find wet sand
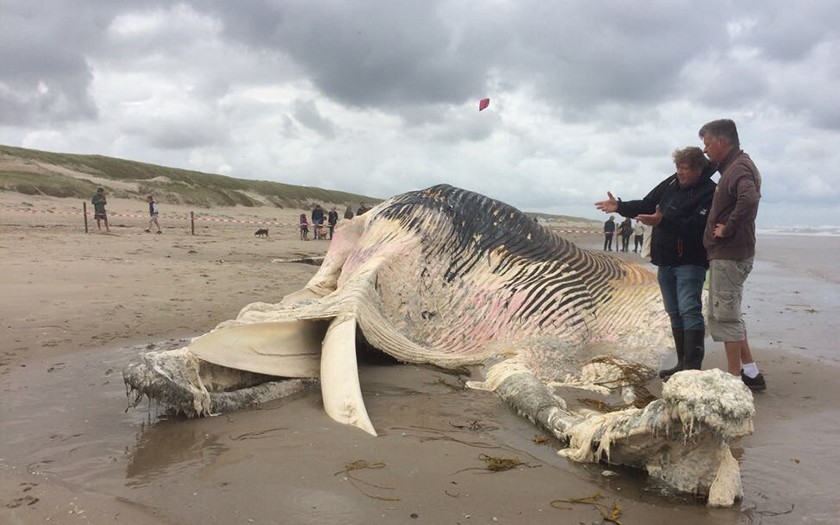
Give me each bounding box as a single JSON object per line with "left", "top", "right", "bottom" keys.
{"left": 2, "top": 194, "right": 839, "bottom": 524}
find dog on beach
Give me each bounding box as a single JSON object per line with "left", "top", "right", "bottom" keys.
{"left": 254, "top": 228, "right": 269, "bottom": 238}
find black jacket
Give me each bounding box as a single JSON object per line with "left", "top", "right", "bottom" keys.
{"left": 616, "top": 165, "right": 716, "bottom": 267}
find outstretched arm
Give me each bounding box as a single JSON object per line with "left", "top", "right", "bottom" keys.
{"left": 595, "top": 191, "right": 618, "bottom": 213}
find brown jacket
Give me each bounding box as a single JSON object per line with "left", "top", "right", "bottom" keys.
{"left": 703, "top": 149, "right": 761, "bottom": 260}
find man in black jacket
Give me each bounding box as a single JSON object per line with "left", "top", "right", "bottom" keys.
{"left": 311, "top": 204, "right": 325, "bottom": 239}
{"left": 595, "top": 147, "right": 716, "bottom": 380}
{"left": 603, "top": 216, "right": 616, "bottom": 251}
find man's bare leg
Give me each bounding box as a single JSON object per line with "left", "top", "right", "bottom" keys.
{"left": 739, "top": 337, "right": 755, "bottom": 367}
{"left": 724, "top": 341, "right": 743, "bottom": 375}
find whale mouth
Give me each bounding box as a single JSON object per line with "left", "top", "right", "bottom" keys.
{"left": 124, "top": 317, "right": 378, "bottom": 436}
{"left": 123, "top": 346, "right": 316, "bottom": 419}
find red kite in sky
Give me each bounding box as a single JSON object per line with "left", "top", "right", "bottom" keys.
{"left": 479, "top": 98, "right": 490, "bottom": 111}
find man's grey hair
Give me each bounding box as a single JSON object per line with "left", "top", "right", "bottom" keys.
{"left": 698, "top": 119, "right": 740, "bottom": 149}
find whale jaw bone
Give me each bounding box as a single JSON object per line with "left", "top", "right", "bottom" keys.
{"left": 188, "top": 316, "right": 376, "bottom": 436}
{"left": 321, "top": 315, "right": 377, "bottom": 436}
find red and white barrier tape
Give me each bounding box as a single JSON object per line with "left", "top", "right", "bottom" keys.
{"left": 2, "top": 207, "right": 599, "bottom": 232}
{"left": 188, "top": 216, "right": 289, "bottom": 226}
{"left": 2, "top": 207, "right": 291, "bottom": 226}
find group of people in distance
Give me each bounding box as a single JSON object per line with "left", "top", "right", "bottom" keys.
{"left": 596, "top": 118, "right": 765, "bottom": 392}
{"left": 603, "top": 216, "right": 647, "bottom": 253}
{"left": 299, "top": 202, "right": 370, "bottom": 241}
{"left": 92, "top": 189, "right": 370, "bottom": 243}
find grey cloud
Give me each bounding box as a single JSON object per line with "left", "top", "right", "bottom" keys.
{"left": 202, "top": 0, "right": 487, "bottom": 111}
{"left": 119, "top": 110, "right": 226, "bottom": 150}
{"left": 0, "top": 20, "right": 98, "bottom": 125}
{"left": 125, "top": 123, "right": 220, "bottom": 150}
{"left": 508, "top": 3, "right": 722, "bottom": 109}
{"left": 292, "top": 99, "right": 336, "bottom": 138}
{"left": 739, "top": 2, "right": 840, "bottom": 62}
{"left": 0, "top": 0, "right": 151, "bottom": 125}
{"left": 199, "top": 0, "right": 720, "bottom": 115}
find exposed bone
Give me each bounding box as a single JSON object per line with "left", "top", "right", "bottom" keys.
{"left": 320, "top": 315, "right": 376, "bottom": 436}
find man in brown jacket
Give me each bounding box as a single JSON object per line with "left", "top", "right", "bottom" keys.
{"left": 699, "top": 119, "right": 765, "bottom": 391}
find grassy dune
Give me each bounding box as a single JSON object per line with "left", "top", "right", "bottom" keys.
{"left": 0, "top": 144, "right": 377, "bottom": 209}
{"left": 0, "top": 144, "right": 599, "bottom": 226}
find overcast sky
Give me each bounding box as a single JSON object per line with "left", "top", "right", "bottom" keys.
{"left": 2, "top": 1, "right": 839, "bottom": 227}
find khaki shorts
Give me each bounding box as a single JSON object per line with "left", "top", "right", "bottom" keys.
{"left": 707, "top": 258, "right": 753, "bottom": 342}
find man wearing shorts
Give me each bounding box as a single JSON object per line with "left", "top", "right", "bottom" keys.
{"left": 91, "top": 187, "right": 109, "bottom": 232}
{"left": 700, "top": 119, "right": 765, "bottom": 391}
{"left": 145, "top": 195, "right": 161, "bottom": 234}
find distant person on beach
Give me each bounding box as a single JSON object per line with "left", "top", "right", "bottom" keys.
{"left": 356, "top": 202, "right": 370, "bottom": 215}
{"left": 299, "top": 213, "right": 309, "bottom": 240}
{"left": 603, "top": 216, "right": 616, "bottom": 251}
{"left": 91, "top": 187, "right": 109, "bottom": 232}
{"left": 700, "top": 118, "right": 765, "bottom": 391}
{"left": 311, "top": 204, "right": 324, "bottom": 226}
{"left": 311, "top": 204, "right": 325, "bottom": 239}
{"left": 595, "top": 146, "right": 716, "bottom": 380}
{"left": 145, "top": 195, "right": 161, "bottom": 234}
{"left": 344, "top": 205, "right": 354, "bottom": 220}
{"left": 633, "top": 219, "right": 645, "bottom": 253}
{"left": 619, "top": 217, "right": 633, "bottom": 252}
{"left": 327, "top": 206, "right": 339, "bottom": 240}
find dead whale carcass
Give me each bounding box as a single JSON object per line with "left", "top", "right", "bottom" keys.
{"left": 123, "top": 184, "right": 754, "bottom": 506}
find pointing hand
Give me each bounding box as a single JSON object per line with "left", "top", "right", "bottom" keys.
{"left": 595, "top": 191, "right": 618, "bottom": 213}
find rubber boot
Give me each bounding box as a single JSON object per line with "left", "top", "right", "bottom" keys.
{"left": 658, "top": 327, "right": 685, "bottom": 380}
{"left": 681, "top": 329, "right": 705, "bottom": 370}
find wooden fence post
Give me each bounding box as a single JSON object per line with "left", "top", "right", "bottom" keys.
{"left": 191, "top": 211, "right": 195, "bottom": 235}
{"left": 83, "top": 202, "right": 88, "bottom": 233}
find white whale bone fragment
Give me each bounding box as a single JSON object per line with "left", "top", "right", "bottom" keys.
{"left": 321, "top": 315, "right": 377, "bottom": 436}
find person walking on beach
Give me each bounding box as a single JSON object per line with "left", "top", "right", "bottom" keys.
{"left": 619, "top": 217, "right": 633, "bottom": 252}
{"left": 344, "top": 205, "right": 354, "bottom": 220}
{"left": 327, "top": 206, "right": 339, "bottom": 240}
{"left": 145, "top": 195, "right": 161, "bottom": 234}
{"left": 595, "top": 147, "right": 716, "bottom": 380}
{"left": 91, "top": 187, "right": 110, "bottom": 232}
{"left": 700, "top": 119, "right": 765, "bottom": 391}
{"left": 633, "top": 219, "right": 645, "bottom": 253}
{"left": 603, "top": 216, "right": 616, "bottom": 251}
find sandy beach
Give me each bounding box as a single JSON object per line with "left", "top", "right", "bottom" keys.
{"left": 2, "top": 193, "right": 839, "bottom": 524}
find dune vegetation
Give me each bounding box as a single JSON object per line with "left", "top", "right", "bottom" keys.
{"left": 0, "top": 144, "right": 378, "bottom": 209}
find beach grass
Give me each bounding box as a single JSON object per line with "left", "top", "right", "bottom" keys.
{"left": 0, "top": 170, "right": 101, "bottom": 199}
{"left": 0, "top": 144, "right": 379, "bottom": 209}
